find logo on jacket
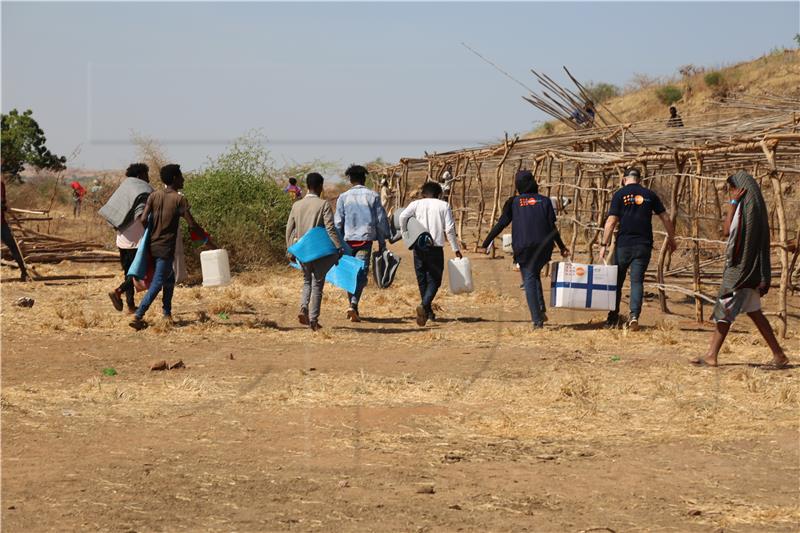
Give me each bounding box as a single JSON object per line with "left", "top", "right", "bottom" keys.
{"left": 519, "top": 197, "right": 538, "bottom": 207}
{"left": 623, "top": 194, "right": 647, "bottom": 206}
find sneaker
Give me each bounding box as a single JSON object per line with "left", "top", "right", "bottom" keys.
{"left": 108, "top": 290, "right": 123, "bottom": 312}
{"left": 415, "top": 305, "right": 428, "bottom": 327}
{"left": 129, "top": 318, "right": 148, "bottom": 331}
{"left": 427, "top": 310, "right": 437, "bottom": 322}
{"left": 628, "top": 316, "right": 640, "bottom": 331}
{"left": 309, "top": 321, "right": 322, "bottom": 332}
{"left": 298, "top": 307, "right": 309, "bottom": 326}
{"left": 347, "top": 307, "right": 360, "bottom": 323}
{"left": 532, "top": 322, "right": 544, "bottom": 330}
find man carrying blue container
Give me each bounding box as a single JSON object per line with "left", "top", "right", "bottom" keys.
{"left": 334, "top": 164, "right": 391, "bottom": 322}
{"left": 286, "top": 173, "right": 343, "bottom": 331}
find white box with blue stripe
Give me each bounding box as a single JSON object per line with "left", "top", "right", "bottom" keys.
{"left": 550, "top": 262, "right": 618, "bottom": 311}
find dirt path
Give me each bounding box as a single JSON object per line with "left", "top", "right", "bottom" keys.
{"left": 2, "top": 251, "right": 798, "bottom": 532}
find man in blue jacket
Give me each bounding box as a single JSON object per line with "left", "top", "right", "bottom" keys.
{"left": 334, "top": 164, "right": 391, "bottom": 322}
{"left": 482, "top": 170, "right": 569, "bottom": 328}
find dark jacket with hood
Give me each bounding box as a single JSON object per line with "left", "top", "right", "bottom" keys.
{"left": 482, "top": 170, "right": 565, "bottom": 269}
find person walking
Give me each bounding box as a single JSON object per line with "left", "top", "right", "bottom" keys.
{"left": 286, "top": 173, "right": 342, "bottom": 331}
{"left": 129, "top": 164, "right": 211, "bottom": 331}
{"left": 399, "top": 181, "right": 461, "bottom": 326}
{"left": 334, "top": 164, "right": 390, "bottom": 322}
{"left": 482, "top": 170, "right": 569, "bottom": 329}
{"left": 599, "top": 168, "right": 677, "bottom": 330}
{"left": 101, "top": 163, "right": 153, "bottom": 313}
{"left": 1, "top": 178, "right": 29, "bottom": 281}
{"left": 690, "top": 171, "right": 789, "bottom": 369}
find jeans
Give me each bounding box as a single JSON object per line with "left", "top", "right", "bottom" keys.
{"left": 346, "top": 242, "right": 372, "bottom": 308}
{"left": 1, "top": 223, "right": 27, "bottom": 276}
{"left": 610, "top": 244, "right": 652, "bottom": 319}
{"left": 135, "top": 256, "right": 175, "bottom": 319}
{"left": 520, "top": 257, "right": 548, "bottom": 325}
{"left": 117, "top": 248, "right": 137, "bottom": 309}
{"left": 300, "top": 254, "right": 338, "bottom": 323}
{"left": 413, "top": 246, "right": 444, "bottom": 313}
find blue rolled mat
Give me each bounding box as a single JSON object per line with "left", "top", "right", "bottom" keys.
{"left": 288, "top": 226, "right": 338, "bottom": 263}
{"left": 289, "top": 254, "right": 366, "bottom": 294}
{"left": 127, "top": 223, "right": 152, "bottom": 280}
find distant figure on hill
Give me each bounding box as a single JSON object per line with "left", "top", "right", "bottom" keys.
{"left": 399, "top": 181, "right": 461, "bottom": 326}
{"left": 571, "top": 101, "right": 596, "bottom": 127}
{"left": 599, "top": 168, "right": 677, "bottom": 331}
{"left": 1, "top": 178, "right": 29, "bottom": 281}
{"left": 481, "top": 170, "right": 570, "bottom": 329}
{"left": 100, "top": 163, "right": 153, "bottom": 314}
{"left": 286, "top": 172, "right": 342, "bottom": 331}
{"left": 284, "top": 177, "right": 302, "bottom": 201}
{"left": 334, "top": 164, "right": 391, "bottom": 322}
{"left": 667, "top": 105, "right": 684, "bottom": 128}
{"left": 690, "top": 171, "right": 789, "bottom": 369}
{"left": 70, "top": 180, "right": 86, "bottom": 217}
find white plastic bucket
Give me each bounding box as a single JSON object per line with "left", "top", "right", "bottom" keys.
{"left": 200, "top": 249, "right": 231, "bottom": 287}
{"left": 502, "top": 234, "right": 513, "bottom": 253}
{"left": 447, "top": 257, "right": 474, "bottom": 295}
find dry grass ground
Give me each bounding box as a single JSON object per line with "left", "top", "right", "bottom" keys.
{"left": 1, "top": 245, "right": 798, "bottom": 532}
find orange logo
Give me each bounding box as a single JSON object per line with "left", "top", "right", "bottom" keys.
{"left": 519, "top": 197, "right": 538, "bottom": 207}
{"left": 634, "top": 195, "right": 644, "bottom": 205}
{"left": 575, "top": 266, "right": 586, "bottom": 277}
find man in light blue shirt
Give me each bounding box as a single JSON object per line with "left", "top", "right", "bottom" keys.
{"left": 334, "top": 164, "right": 391, "bottom": 322}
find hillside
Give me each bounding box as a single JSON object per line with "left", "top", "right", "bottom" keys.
{"left": 528, "top": 48, "right": 800, "bottom": 136}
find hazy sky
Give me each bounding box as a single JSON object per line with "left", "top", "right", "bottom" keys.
{"left": 2, "top": 1, "right": 798, "bottom": 172}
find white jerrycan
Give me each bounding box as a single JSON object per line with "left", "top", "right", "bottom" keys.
{"left": 200, "top": 249, "right": 231, "bottom": 287}
{"left": 447, "top": 257, "right": 474, "bottom": 295}
{"left": 502, "top": 234, "right": 513, "bottom": 253}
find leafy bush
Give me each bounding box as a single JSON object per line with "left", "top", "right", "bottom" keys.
{"left": 183, "top": 133, "right": 293, "bottom": 268}
{"left": 704, "top": 71, "right": 723, "bottom": 87}
{"left": 655, "top": 85, "right": 683, "bottom": 105}
{"left": 585, "top": 82, "right": 620, "bottom": 103}
{"left": 794, "top": 33, "right": 800, "bottom": 48}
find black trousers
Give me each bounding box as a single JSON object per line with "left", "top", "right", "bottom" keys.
{"left": 1, "top": 222, "right": 27, "bottom": 277}
{"left": 117, "top": 248, "right": 137, "bottom": 309}
{"left": 413, "top": 246, "right": 444, "bottom": 312}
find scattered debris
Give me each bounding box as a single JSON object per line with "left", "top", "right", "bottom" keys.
{"left": 228, "top": 353, "right": 235, "bottom": 360}
{"left": 442, "top": 452, "right": 464, "bottom": 463}
{"left": 14, "top": 297, "right": 34, "bottom": 308}
{"left": 536, "top": 454, "right": 557, "bottom": 461}
{"left": 102, "top": 367, "right": 118, "bottom": 376}
{"left": 688, "top": 509, "right": 702, "bottom": 516}
{"left": 415, "top": 483, "right": 435, "bottom": 494}
{"left": 150, "top": 360, "right": 168, "bottom": 372}
{"left": 217, "top": 311, "right": 229, "bottom": 320}
{"left": 169, "top": 360, "right": 185, "bottom": 370}
{"left": 337, "top": 480, "right": 350, "bottom": 488}
{"left": 448, "top": 504, "right": 462, "bottom": 510}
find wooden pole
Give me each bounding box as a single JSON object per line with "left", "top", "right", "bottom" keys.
{"left": 657, "top": 155, "right": 686, "bottom": 313}
{"left": 692, "top": 155, "right": 704, "bottom": 323}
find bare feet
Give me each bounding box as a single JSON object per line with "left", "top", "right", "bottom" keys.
{"left": 764, "top": 354, "right": 790, "bottom": 370}
{"left": 689, "top": 355, "right": 718, "bottom": 367}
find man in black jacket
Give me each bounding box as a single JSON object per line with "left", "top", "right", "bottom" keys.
{"left": 482, "top": 170, "right": 569, "bottom": 328}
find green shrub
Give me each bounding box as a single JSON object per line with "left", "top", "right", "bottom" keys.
{"left": 655, "top": 85, "right": 683, "bottom": 105}
{"left": 183, "top": 133, "right": 293, "bottom": 269}
{"left": 704, "top": 71, "right": 723, "bottom": 87}
{"left": 585, "top": 82, "right": 620, "bottom": 104}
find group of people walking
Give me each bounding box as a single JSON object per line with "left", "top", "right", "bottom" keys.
{"left": 85, "top": 159, "right": 789, "bottom": 369}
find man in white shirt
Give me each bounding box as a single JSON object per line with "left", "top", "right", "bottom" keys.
{"left": 400, "top": 181, "right": 462, "bottom": 326}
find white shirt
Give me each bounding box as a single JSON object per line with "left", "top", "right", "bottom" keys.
{"left": 116, "top": 219, "right": 145, "bottom": 249}
{"left": 399, "top": 198, "right": 460, "bottom": 252}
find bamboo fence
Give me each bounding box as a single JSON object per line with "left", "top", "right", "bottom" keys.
{"left": 377, "top": 98, "right": 800, "bottom": 337}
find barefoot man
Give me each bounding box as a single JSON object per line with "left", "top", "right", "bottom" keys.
{"left": 691, "top": 170, "right": 789, "bottom": 369}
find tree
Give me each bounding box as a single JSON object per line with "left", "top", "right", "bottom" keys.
{"left": 794, "top": 34, "right": 800, "bottom": 48}
{"left": 1, "top": 109, "right": 66, "bottom": 180}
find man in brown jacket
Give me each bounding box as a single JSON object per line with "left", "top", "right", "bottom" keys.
{"left": 286, "top": 172, "right": 342, "bottom": 330}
